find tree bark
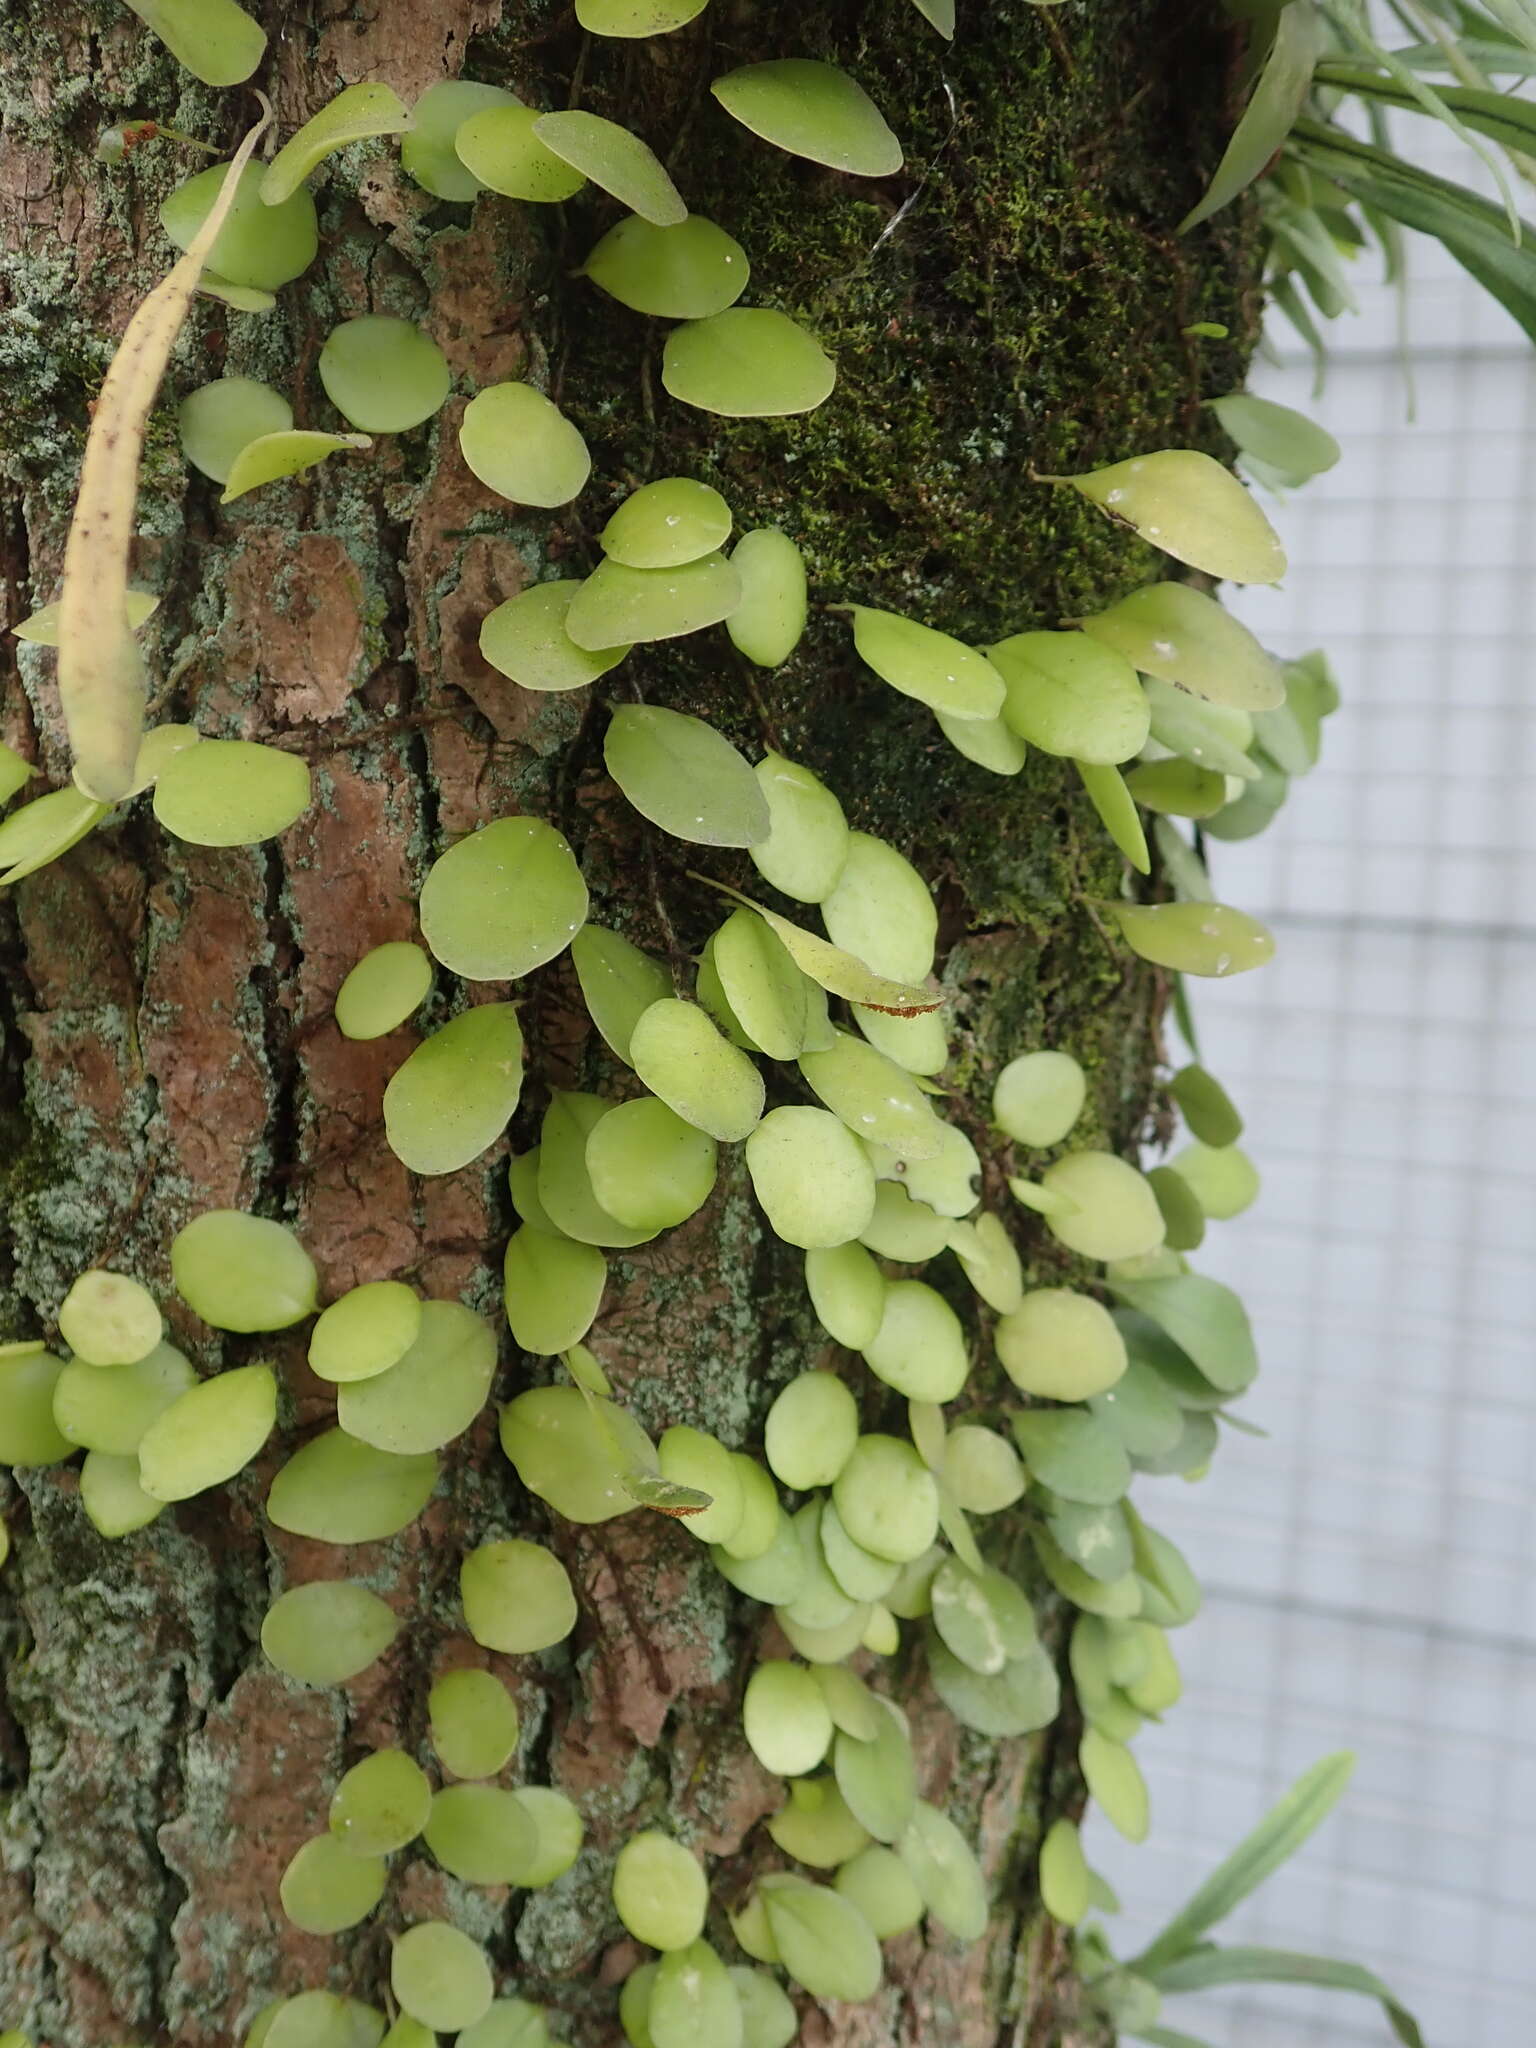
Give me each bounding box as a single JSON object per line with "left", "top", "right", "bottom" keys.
{"left": 0, "top": 2, "right": 1257, "bottom": 2043}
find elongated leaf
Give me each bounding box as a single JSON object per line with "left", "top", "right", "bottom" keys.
{"left": 1182, "top": 1, "right": 1323, "bottom": 231}
{"left": 1388, "top": 38, "right": 1536, "bottom": 75}
{"left": 1131, "top": 1752, "right": 1354, "bottom": 1976}
{"left": 1321, "top": 56, "right": 1522, "bottom": 229}
{"left": 1291, "top": 119, "right": 1536, "bottom": 341}
{"left": 1130, "top": 2030, "right": 1219, "bottom": 2048}
{"left": 1148, "top": 1946, "right": 1423, "bottom": 2048}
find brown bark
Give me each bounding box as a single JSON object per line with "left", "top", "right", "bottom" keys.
{"left": 0, "top": 2, "right": 1257, "bottom": 2042}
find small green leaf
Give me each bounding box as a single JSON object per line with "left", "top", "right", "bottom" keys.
{"left": 454, "top": 103, "right": 588, "bottom": 202}
{"left": 1108, "top": 1272, "right": 1258, "bottom": 1394}
{"left": 1103, "top": 899, "right": 1275, "bottom": 978}
{"left": 260, "top": 82, "right": 412, "bottom": 205}
{"left": 1180, "top": 1, "right": 1322, "bottom": 231}
{"left": 581, "top": 213, "right": 749, "bottom": 318}
{"left": 1169, "top": 1063, "right": 1243, "bottom": 1146}
{"left": 852, "top": 606, "right": 1006, "bottom": 722}
{"left": 533, "top": 110, "right": 687, "bottom": 225}
{"left": 1077, "top": 583, "right": 1284, "bottom": 711}
{"left": 710, "top": 59, "right": 903, "bottom": 176}
{"left": 1208, "top": 392, "right": 1340, "bottom": 484}
{"left": 419, "top": 817, "right": 588, "bottom": 980}
{"left": 125, "top": 0, "right": 266, "bottom": 85}
{"left": 153, "top": 738, "right": 311, "bottom": 846}
{"left": 605, "top": 705, "right": 769, "bottom": 847}
{"left": 567, "top": 552, "right": 741, "bottom": 647}
{"left": 383, "top": 1004, "right": 525, "bottom": 1176}
{"left": 909, "top": 0, "right": 955, "bottom": 36}
{"left": 761, "top": 1880, "right": 883, "bottom": 2002}
{"left": 699, "top": 882, "right": 940, "bottom": 1015}
{"left": 663, "top": 309, "right": 836, "bottom": 417}
{"left": 992, "top": 629, "right": 1149, "bottom": 761}
{"left": 1057, "top": 450, "right": 1287, "bottom": 586}
{"left": 1077, "top": 760, "right": 1151, "bottom": 873}
{"left": 577, "top": 0, "right": 709, "bottom": 32}
{"left": 221, "top": 429, "right": 371, "bottom": 503}
{"left": 460, "top": 383, "right": 591, "bottom": 507}
{"left": 1081, "top": 1726, "right": 1150, "bottom": 1841}
{"left": 401, "top": 80, "right": 518, "bottom": 202}
{"left": 480, "top": 582, "right": 630, "bottom": 693}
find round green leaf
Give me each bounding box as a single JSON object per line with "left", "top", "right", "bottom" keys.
{"left": 420, "top": 817, "right": 587, "bottom": 981}
{"left": 993, "top": 1048, "right": 1085, "bottom": 1146}
{"left": 279, "top": 1833, "right": 387, "bottom": 1935}
{"left": 391, "top": 1921, "right": 494, "bottom": 2034}
{"left": 602, "top": 478, "right": 731, "bottom": 569}
{"left": 662, "top": 309, "right": 835, "bottom": 417}
{"left": 833, "top": 1845, "right": 923, "bottom": 1939}
{"left": 629, "top": 999, "right": 764, "bottom": 1141}
{"left": 461, "top": 1538, "right": 577, "bottom": 1653}
{"left": 727, "top": 531, "right": 807, "bottom": 668}
{"left": 833, "top": 1696, "right": 916, "bottom": 1842}
{"left": 319, "top": 316, "right": 450, "bottom": 434}
{"left": 799, "top": 1030, "right": 945, "bottom": 1160}
{"left": 261, "top": 1582, "right": 399, "bottom": 1685}
{"left": 585, "top": 1097, "right": 718, "bottom": 1231}
{"left": 604, "top": 706, "right": 768, "bottom": 848}
{"left": 160, "top": 162, "right": 318, "bottom": 289}
{"left": 267, "top": 1429, "right": 439, "bottom": 1543}
{"left": 761, "top": 1879, "right": 882, "bottom": 2003}
{"left": 454, "top": 104, "right": 588, "bottom": 201}
{"left": 991, "top": 630, "right": 1149, "bottom": 762}
{"left": 504, "top": 1222, "right": 606, "bottom": 1353}
{"left": 0, "top": 1350, "right": 72, "bottom": 1466}
{"left": 710, "top": 59, "right": 902, "bottom": 176}
{"left": 996, "top": 1286, "right": 1128, "bottom": 1400}
{"left": 171, "top": 1210, "right": 317, "bottom": 1331}
{"left": 832, "top": 1434, "right": 939, "bottom": 1563}
{"left": 748, "top": 751, "right": 848, "bottom": 902}
{"left": 533, "top": 111, "right": 687, "bottom": 225}
{"left": 137, "top": 1362, "right": 276, "bottom": 1501}
{"left": 384, "top": 1003, "right": 525, "bottom": 1175}
{"left": 850, "top": 605, "right": 1005, "bottom": 721}
{"left": 401, "top": 80, "right": 519, "bottom": 201}
{"left": 746, "top": 1105, "right": 876, "bottom": 1250}
{"left": 309, "top": 1280, "right": 422, "bottom": 1384}
{"left": 153, "top": 739, "right": 311, "bottom": 846}
{"left": 500, "top": 1383, "right": 654, "bottom": 1523}
{"left": 582, "top": 213, "right": 749, "bottom": 318}
{"left": 538, "top": 1091, "right": 660, "bottom": 1247}
{"left": 613, "top": 1830, "right": 709, "bottom": 1951}
{"left": 1012, "top": 1408, "right": 1132, "bottom": 1506}
{"left": 335, "top": 941, "right": 433, "bottom": 1041}
{"left": 338, "top": 1298, "right": 497, "bottom": 1454}
{"left": 821, "top": 830, "right": 937, "bottom": 982}
{"left": 764, "top": 1371, "right": 858, "bottom": 1489}
{"left": 928, "top": 1632, "right": 1060, "bottom": 1737}
{"left": 428, "top": 1667, "right": 521, "bottom": 1779}
{"left": 51, "top": 1341, "right": 195, "bottom": 1454}
{"left": 460, "top": 382, "right": 592, "bottom": 506}
{"left": 179, "top": 376, "right": 293, "bottom": 483}
{"left": 1041, "top": 1150, "right": 1167, "bottom": 1261}
{"left": 862, "top": 1278, "right": 969, "bottom": 1402}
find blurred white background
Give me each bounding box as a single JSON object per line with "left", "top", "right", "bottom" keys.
{"left": 1085, "top": 114, "right": 1536, "bottom": 2048}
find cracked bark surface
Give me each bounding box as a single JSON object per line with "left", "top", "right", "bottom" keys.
{"left": 0, "top": 2, "right": 1257, "bottom": 2041}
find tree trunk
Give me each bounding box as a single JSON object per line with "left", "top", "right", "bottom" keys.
{"left": 0, "top": 3, "right": 1257, "bottom": 2043}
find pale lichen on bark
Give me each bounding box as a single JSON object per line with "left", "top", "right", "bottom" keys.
{"left": 0, "top": 1, "right": 1256, "bottom": 2041}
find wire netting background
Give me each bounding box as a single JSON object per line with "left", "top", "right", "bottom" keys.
{"left": 1082, "top": 119, "right": 1536, "bottom": 2048}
